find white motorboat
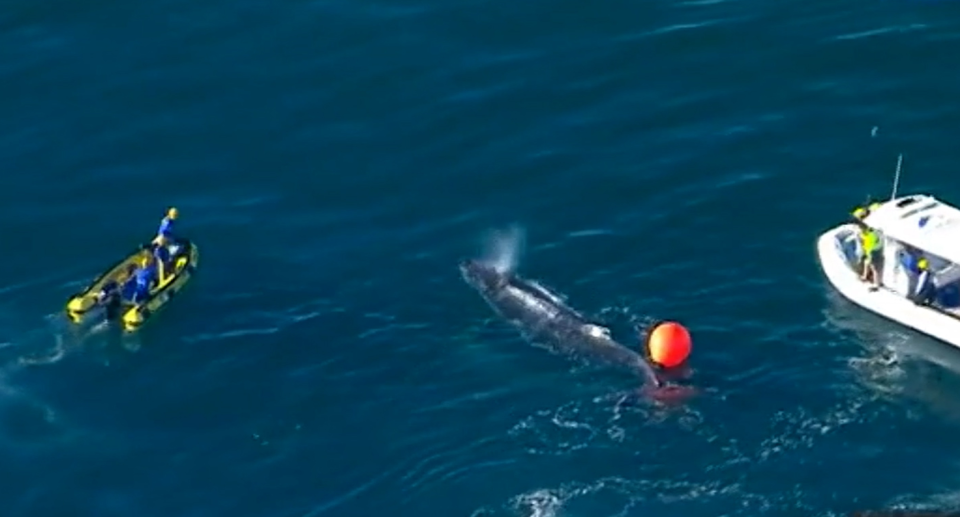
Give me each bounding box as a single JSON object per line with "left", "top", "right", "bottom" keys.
{"left": 816, "top": 156, "right": 960, "bottom": 347}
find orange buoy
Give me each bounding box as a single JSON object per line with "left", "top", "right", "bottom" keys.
{"left": 646, "top": 321, "right": 692, "bottom": 368}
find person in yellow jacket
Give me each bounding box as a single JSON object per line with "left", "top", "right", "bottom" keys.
{"left": 852, "top": 201, "right": 882, "bottom": 222}
{"left": 857, "top": 221, "right": 881, "bottom": 290}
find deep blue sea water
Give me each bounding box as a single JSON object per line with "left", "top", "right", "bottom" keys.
{"left": 4, "top": 0, "right": 960, "bottom": 515}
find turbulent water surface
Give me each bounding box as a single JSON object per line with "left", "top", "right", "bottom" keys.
{"left": 3, "top": 0, "right": 960, "bottom": 515}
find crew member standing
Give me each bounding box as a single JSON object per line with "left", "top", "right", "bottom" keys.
{"left": 153, "top": 207, "right": 179, "bottom": 246}
{"left": 857, "top": 220, "right": 881, "bottom": 290}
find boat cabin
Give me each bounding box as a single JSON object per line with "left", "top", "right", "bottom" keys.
{"left": 855, "top": 194, "right": 960, "bottom": 314}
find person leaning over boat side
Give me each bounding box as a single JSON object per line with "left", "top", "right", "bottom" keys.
{"left": 913, "top": 257, "right": 937, "bottom": 306}
{"left": 857, "top": 220, "right": 881, "bottom": 290}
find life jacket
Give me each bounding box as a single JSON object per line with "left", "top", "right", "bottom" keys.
{"left": 861, "top": 229, "right": 879, "bottom": 253}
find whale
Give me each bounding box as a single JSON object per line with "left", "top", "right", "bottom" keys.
{"left": 459, "top": 258, "right": 662, "bottom": 389}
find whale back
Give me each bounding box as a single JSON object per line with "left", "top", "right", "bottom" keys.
{"left": 471, "top": 272, "right": 659, "bottom": 386}
{"left": 507, "top": 277, "right": 585, "bottom": 322}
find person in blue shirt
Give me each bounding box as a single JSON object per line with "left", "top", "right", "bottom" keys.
{"left": 120, "top": 264, "right": 139, "bottom": 301}
{"left": 150, "top": 235, "right": 176, "bottom": 283}
{"left": 153, "top": 207, "right": 179, "bottom": 246}
{"left": 153, "top": 239, "right": 173, "bottom": 284}
{"left": 126, "top": 255, "right": 157, "bottom": 304}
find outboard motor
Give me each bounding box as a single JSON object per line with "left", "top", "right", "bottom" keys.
{"left": 99, "top": 280, "right": 123, "bottom": 321}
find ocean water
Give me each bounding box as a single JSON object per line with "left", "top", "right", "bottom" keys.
{"left": 3, "top": 0, "right": 960, "bottom": 515}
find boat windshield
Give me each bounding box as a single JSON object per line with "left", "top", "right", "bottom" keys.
{"left": 926, "top": 254, "right": 953, "bottom": 273}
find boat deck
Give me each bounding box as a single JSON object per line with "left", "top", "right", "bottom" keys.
{"left": 835, "top": 228, "right": 960, "bottom": 319}
{"left": 943, "top": 307, "right": 960, "bottom": 317}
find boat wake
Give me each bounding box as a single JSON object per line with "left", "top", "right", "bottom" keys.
{"left": 14, "top": 313, "right": 116, "bottom": 367}
{"left": 507, "top": 391, "right": 706, "bottom": 456}
{"left": 0, "top": 322, "right": 86, "bottom": 455}
{"left": 0, "top": 305, "right": 145, "bottom": 372}
{"left": 476, "top": 390, "right": 885, "bottom": 517}
{"left": 0, "top": 368, "right": 62, "bottom": 444}
{"left": 824, "top": 291, "right": 960, "bottom": 422}
{"left": 476, "top": 477, "right": 758, "bottom": 517}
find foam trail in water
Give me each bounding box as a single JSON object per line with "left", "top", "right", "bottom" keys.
{"left": 481, "top": 225, "right": 526, "bottom": 274}
{"left": 13, "top": 313, "right": 112, "bottom": 367}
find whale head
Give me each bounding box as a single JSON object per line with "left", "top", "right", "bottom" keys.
{"left": 459, "top": 259, "right": 509, "bottom": 294}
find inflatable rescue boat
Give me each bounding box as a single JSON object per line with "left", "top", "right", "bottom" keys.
{"left": 65, "top": 239, "right": 199, "bottom": 332}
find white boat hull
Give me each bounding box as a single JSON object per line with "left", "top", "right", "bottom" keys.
{"left": 817, "top": 224, "right": 960, "bottom": 348}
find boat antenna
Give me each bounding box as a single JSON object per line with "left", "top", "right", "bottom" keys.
{"left": 890, "top": 153, "right": 904, "bottom": 201}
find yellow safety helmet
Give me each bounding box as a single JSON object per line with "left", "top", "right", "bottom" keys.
{"left": 919, "top": 258, "right": 929, "bottom": 270}
{"left": 868, "top": 202, "right": 881, "bottom": 211}
{"left": 853, "top": 207, "right": 868, "bottom": 219}
{"left": 167, "top": 207, "right": 179, "bottom": 220}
